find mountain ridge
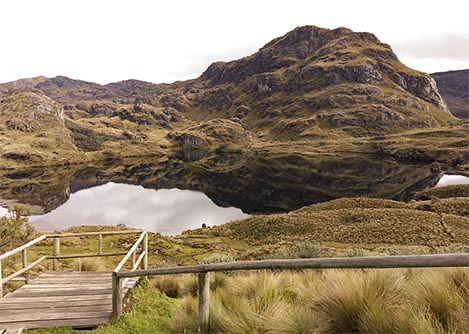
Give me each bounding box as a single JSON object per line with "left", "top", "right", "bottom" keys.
{"left": 0, "top": 25, "right": 467, "bottom": 170}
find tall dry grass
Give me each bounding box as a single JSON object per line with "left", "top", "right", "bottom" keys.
{"left": 72, "top": 257, "right": 106, "bottom": 271}
{"left": 165, "top": 268, "right": 469, "bottom": 334}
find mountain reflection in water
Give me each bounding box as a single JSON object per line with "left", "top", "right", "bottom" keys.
{"left": 0, "top": 152, "right": 464, "bottom": 234}
{"left": 30, "top": 182, "right": 248, "bottom": 235}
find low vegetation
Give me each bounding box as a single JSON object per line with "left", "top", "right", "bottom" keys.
{"left": 9, "top": 185, "right": 469, "bottom": 333}
{"left": 160, "top": 268, "right": 469, "bottom": 334}
{"left": 0, "top": 204, "right": 36, "bottom": 253}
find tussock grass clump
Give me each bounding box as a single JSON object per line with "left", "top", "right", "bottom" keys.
{"left": 167, "top": 268, "right": 469, "bottom": 334}
{"left": 73, "top": 257, "right": 106, "bottom": 271}
{"left": 314, "top": 270, "right": 404, "bottom": 333}
{"left": 409, "top": 270, "right": 465, "bottom": 332}
{"left": 152, "top": 275, "right": 184, "bottom": 298}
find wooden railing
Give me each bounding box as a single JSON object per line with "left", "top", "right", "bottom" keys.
{"left": 111, "top": 230, "right": 148, "bottom": 317}
{"left": 115, "top": 253, "right": 469, "bottom": 334}
{"left": 0, "top": 230, "right": 143, "bottom": 298}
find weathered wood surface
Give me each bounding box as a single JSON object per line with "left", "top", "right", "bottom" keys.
{"left": 0, "top": 271, "right": 138, "bottom": 330}
{"left": 117, "top": 253, "right": 469, "bottom": 278}
{"left": 0, "top": 328, "right": 24, "bottom": 334}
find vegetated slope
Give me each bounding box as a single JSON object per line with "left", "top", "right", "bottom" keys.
{"left": 0, "top": 89, "right": 82, "bottom": 165}
{"left": 0, "top": 25, "right": 462, "bottom": 169}
{"left": 431, "top": 69, "right": 469, "bottom": 118}
{"left": 186, "top": 188, "right": 469, "bottom": 248}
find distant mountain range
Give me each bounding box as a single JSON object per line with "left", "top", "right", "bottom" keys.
{"left": 431, "top": 69, "right": 469, "bottom": 119}
{"left": 0, "top": 25, "right": 467, "bottom": 169}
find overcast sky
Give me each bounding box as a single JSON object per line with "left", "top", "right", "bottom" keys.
{"left": 1, "top": 0, "right": 468, "bottom": 84}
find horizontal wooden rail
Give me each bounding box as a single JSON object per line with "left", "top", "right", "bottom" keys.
{"left": 50, "top": 252, "right": 128, "bottom": 260}
{"left": 0, "top": 235, "right": 46, "bottom": 261}
{"left": 116, "top": 253, "right": 469, "bottom": 278}
{"left": 46, "top": 230, "right": 142, "bottom": 238}
{"left": 2, "top": 256, "right": 48, "bottom": 284}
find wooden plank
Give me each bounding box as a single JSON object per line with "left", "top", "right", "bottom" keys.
{"left": 0, "top": 303, "right": 112, "bottom": 316}
{"left": 8, "top": 288, "right": 113, "bottom": 298}
{"left": 0, "top": 294, "right": 111, "bottom": 303}
{"left": 0, "top": 311, "right": 111, "bottom": 323}
{"left": 3, "top": 329, "right": 23, "bottom": 334}
{"left": 39, "top": 271, "right": 111, "bottom": 276}
{"left": 0, "top": 300, "right": 110, "bottom": 310}
{"left": 2, "top": 305, "right": 111, "bottom": 315}
{"left": 26, "top": 279, "right": 111, "bottom": 285}
{"left": 0, "top": 317, "right": 110, "bottom": 330}
{"left": 20, "top": 283, "right": 111, "bottom": 289}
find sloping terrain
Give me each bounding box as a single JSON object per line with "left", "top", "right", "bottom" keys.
{"left": 183, "top": 189, "right": 469, "bottom": 249}
{"left": 0, "top": 25, "right": 466, "bottom": 170}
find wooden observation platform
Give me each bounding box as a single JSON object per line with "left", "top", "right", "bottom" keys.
{"left": 0, "top": 231, "right": 148, "bottom": 331}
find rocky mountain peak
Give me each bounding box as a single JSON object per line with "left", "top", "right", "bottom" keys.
{"left": 261, "top": 25, "right": 332, "bottom": 58}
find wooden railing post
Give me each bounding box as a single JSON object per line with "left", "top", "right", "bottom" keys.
{"left": 53, "top": 237, "right": 60, "bottom": 271}
{"left": 112, "top": 272, "right": 123, "bottom": 318}
{"left": 198, "top": 272, "right": 210, "bottom": 334}
{"left": 22, "top": 249, "right": 28, "bottom": 268}
{"left": 131, "top": 251, "right": 136, "bottom": 269}
{"left": 0, "top": 260, "right": 3, "bottom": 298}
{"left": 142, "top": 232, "right": 148, "bottom": 270}
{"left": 98, "top": 234, "right": 103, "bottom": 255}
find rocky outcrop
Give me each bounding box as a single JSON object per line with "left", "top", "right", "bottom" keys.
{"left": 0, "top": 90, "right": 64, "bottom": 132}
{"left": 167, "top": 118, "right": 252, "bottom": 148}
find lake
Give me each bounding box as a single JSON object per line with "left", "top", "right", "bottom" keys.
{"left": 30, "top": 183, "right": 248, "bottom": 235}
{"left": 435, "top": 174, "right": 469, "bottom": 187}
{"left": 0, "top": 153, "right": 467, "bottom": 235}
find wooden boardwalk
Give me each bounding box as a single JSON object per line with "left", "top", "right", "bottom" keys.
{"left": 0, "top": 271, "right": 138, "bottom": 330}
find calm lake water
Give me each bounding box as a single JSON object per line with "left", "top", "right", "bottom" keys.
{"left": 0, "top": 154, "right": 467, "bottom": 235}
{"left": 435, "top": 174, "right": 469, "bottom": 187}
{"left": 30, "top": 182, "right": 248, "bottom": 235}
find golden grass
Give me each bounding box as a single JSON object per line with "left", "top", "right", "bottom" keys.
{"left": 72, "top": 257, "right": 105, "bottom": 271}
{"left": 167, "top": 268, "right": 469, "bottom": 334}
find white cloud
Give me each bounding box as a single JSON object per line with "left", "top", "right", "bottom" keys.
{"left": 0, "top": 0, "right": 468, "bottom": 84}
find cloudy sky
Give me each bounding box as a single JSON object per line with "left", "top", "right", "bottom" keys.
{"left": 1, "top": 0, "right": 468, "bottom": 84}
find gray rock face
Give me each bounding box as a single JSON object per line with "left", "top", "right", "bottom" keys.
{"left": 392, "top": 72, "right": 449, "bottom": 112}
{"left": 168, "top": 133, "right": 209, "bottom": 148}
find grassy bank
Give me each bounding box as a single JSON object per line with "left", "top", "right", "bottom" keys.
{"left": 11, "top": 185, "right": 469, "bottom": 333}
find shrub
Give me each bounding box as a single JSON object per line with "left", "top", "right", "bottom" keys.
{"left": 73, "top": 257, "right": 106, "bottom": 271}
{"left": 152, "top": 275, "right": 183, "bottom": 298}
{"left": 0, "top": 204, "right": 36, "bottom": 253}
